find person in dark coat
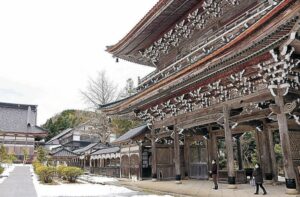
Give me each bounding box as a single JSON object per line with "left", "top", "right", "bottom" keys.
{"left": 252, "top": 163, "right": 267, "bottom": 195}
{"left": 211, "top": 159, "right": 218, "bottom": 190}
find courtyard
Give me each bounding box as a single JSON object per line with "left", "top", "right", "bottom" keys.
{"left": 0, "top": 164, "right": 297, "bottom": 197}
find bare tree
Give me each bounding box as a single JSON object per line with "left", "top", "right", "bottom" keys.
{"left": 119, "top": 78, "right": 136, "bottom": 99}
{"left": 81, "top": 71, "right": 118, "bottom": 108}
{"left": 86, "top": 111, "right": 112, "bottom": 143}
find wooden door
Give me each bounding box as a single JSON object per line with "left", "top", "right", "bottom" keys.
{"left": 189, "top": 141, "right": 208, "bottom": 179}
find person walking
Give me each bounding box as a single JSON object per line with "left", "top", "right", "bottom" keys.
{"left": 211, "top": 159, "right": 218, "bottom": 190}
{"left": 253, "top": 163, "right": 267, "bottom": 195}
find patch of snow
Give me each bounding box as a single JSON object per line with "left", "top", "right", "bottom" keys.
{"left": 79, "top": 174, "right": 117, "bottom": 184}
{"left": 30, "top": 166, "right": 172, "bottom": 197}
{"left": 278, "top": 176, "right": 285, "bottom": 182}
{"left": 0, "top": 163, "right": 15, "bottom": 184}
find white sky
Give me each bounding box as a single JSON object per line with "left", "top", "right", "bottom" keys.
{"left": 0, "top": 0, "right": 157, "bottom": 125}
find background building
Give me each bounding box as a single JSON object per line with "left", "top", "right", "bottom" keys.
{"left": 0, "top": 102, "right": 47, "bottom": 162}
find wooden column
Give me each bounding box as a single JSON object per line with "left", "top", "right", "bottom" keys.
{"left": 262, "top": 122, "right": 272, "bottom": 180}
{"left": 174, "top": 127, "right": 181, "bottom": 183}
{"left": 223, "top": 105, "right": 236, "bottom": 188}
{"left": 207, "top": 127, "right": 212, "bottom": 172}
{"left": 236, "top": 135, "right": 243, "bottom": 170}
{"left": 151, "top": 129, "right": 157, "bottom": 180}
{"left": 255, "top": 129, "right": 263, "bottom": 173}
{"left": 129, "top": 145, "right": 131, "bottom": 179}
{"left": 275, "top": 92, "right": 297, "bottom": 191}
{"left": 184, "top": 136, "right": 190, "bottom": 178}
{"left": 211, "top": 132, "right": 219, "bottom": 166}
{"left": 139, "top": 144, "right": 143, "bottom": 181}
{"left": 267, "top": 127, "right": 278, "bottom": 182}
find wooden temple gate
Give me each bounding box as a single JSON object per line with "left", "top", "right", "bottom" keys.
{"left": 103, "top": 0, "right": 300, "bottom": 193}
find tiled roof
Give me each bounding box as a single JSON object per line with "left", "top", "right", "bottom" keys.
{"left": 50, "top": 147, "right": 78, "bottom": 158}
{"left": 73, "top": 142, "right": 106, "bottom": 154}
{"left": 46, "top": 128, "right": 73, "bottom": 145}
{"left": 91, "top": 147, "right": 120, "bottom": 155}
{"left": 0, "top": 102, "right": 37, "bottom": 111}
{"left": 0, "top": 102, "right": 47, "bottom": 136}
{"left": 113, "top": 125, "right": 148, "bottom": 143}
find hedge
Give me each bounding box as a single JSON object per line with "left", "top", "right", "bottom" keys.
{"left": 57, "top": 165, "right": 67, "bottom": 180}
{"left": 62, "top": 167, "right": 83, "bottom": 183}
{"left": 0, "top": 166, "right": 4, "bottom": 175}
{"left": 32, "top": 161, "right": 43, "bottom": 172}
{"left": 36, "top": 165, "right": 56, "bottom": 183}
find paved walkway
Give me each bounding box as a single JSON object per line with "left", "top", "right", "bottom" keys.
{"left": 0, "top": 166, "right": 37, "bottom": 197}
{"left": 116, "top": 179, "right": 299, "bottom": 197}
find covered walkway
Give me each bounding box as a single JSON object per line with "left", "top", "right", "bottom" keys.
{"left": 0, "top": 166, "right": 37, "bottom": 197}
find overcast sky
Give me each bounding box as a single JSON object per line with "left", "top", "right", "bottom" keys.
{"left": 0, "top": 0, "right": 156, "bottom": 125}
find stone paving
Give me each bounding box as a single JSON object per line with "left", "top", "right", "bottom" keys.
{"left": 0, "top": 166, "right": 37, "bottom": 197}
{"left": 116, "top": 179, "right": 300, "bottom": 197}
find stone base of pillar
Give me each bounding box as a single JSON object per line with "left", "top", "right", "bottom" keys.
{"left": 152, "top": 174, "right": 157, "bottom": 182}
{"left": 285, "top": 189, "right": 298, "bottom": 195}
{"left": 264, "top": 180, "right": 273, "bottom": 185}
{"left": 175, "top": 174, "right": 182, "bottom": 184}
{"left": 286, "top": 178, "right": 297, "bottom": 189}
{"left": 227, "top": 184, "right": 237, "bottom": 189}
{"left": 227, "top": 176, "right": 237, "bottom": 189}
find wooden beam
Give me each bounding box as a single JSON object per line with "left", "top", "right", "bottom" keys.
{"left": 153, "top": 89, "right": 272, "bottom": 129}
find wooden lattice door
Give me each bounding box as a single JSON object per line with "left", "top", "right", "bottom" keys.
{"left": 189, "top": 140, "right": 208, "bottom": 179}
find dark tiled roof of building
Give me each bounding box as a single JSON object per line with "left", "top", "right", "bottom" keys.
{"left": 91, "top": 146, "right": 120, "bottom": 155}
{"left": 98, "top": 96, "right": 134, "bottom": 109}
{"left": 0, "top": 102, "right": 47, "bottom": 136}
{"left": 50, "top": 147, "right": 78, "bottom": 158}
{"left": 0, "top": 102, "right": 37, "bottom": 111}
{"left": 73, "top": 142, "right": 106, "bottom": 154}
{"left": 0, "top": 125, "right": 48, "bottom": 135}
{"left": 113, "top": 125, "right": 148, "bottom": 143}
{"left": 46, "top": 128, "right": 73, "bottom": 145}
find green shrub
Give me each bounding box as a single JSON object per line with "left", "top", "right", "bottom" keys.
{"left": 32, "top": 161, "right": 43, "bottom": 172}
{"left": 62, "top": 167, "right": 83, "bottom": 183}
{"left": 57, "top": 165, "right": 67, "bottom": 179}
{"left": 36, "top": 165, "right": 56, "bottom": 183}
{"left": 0, "top": 166, "right": 4, "bottom": 175}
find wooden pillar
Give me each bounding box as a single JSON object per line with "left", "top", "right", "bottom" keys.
{"left": 151, "top": 129, "right": 157, "bottom": 180}
{"left": 211, "top": 132, "right": 219, "bottom": 166}
{"left": 267, "top": 127, "right": 278, "bottom": 182}
{"left": 184, "top": 136, "right": 190, "bottom": 178}
{"left": 255, "top": 128, "right": 264, "bottom": 166}
{"left": 119, "top": 155, "right": 122, "bottom": 178}
{"left": 236, "top": 135, "right": 243, "bottom": 170}
{"left": 207, "top": 127, "right": 212, "bottom": 172}
{"left": 275, "top": 93, "right": 297, "bottom": 192}
{"left": 174, "top": 127, "right": 181, "bottom": 183}
{"left": 223, "top": 105, "right": 236, "bottom": 188}
{"left": 139, "top": 144, "right": 143, "bottom": 180}
{"left": 129, "top": 145, "right": 131, "bottom": 179}
{"left": 261, "top": 122, "right": 272, "bottom": 181}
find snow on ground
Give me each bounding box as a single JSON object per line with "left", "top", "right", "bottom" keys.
{"left": 79, "top": 174, "right": 117, "bottom": 184}
{"left": 0, "top": 164, "right": 15, "bottom": 184}
{"left": 30, "top": 166, "right": 172, "bottom": 197}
